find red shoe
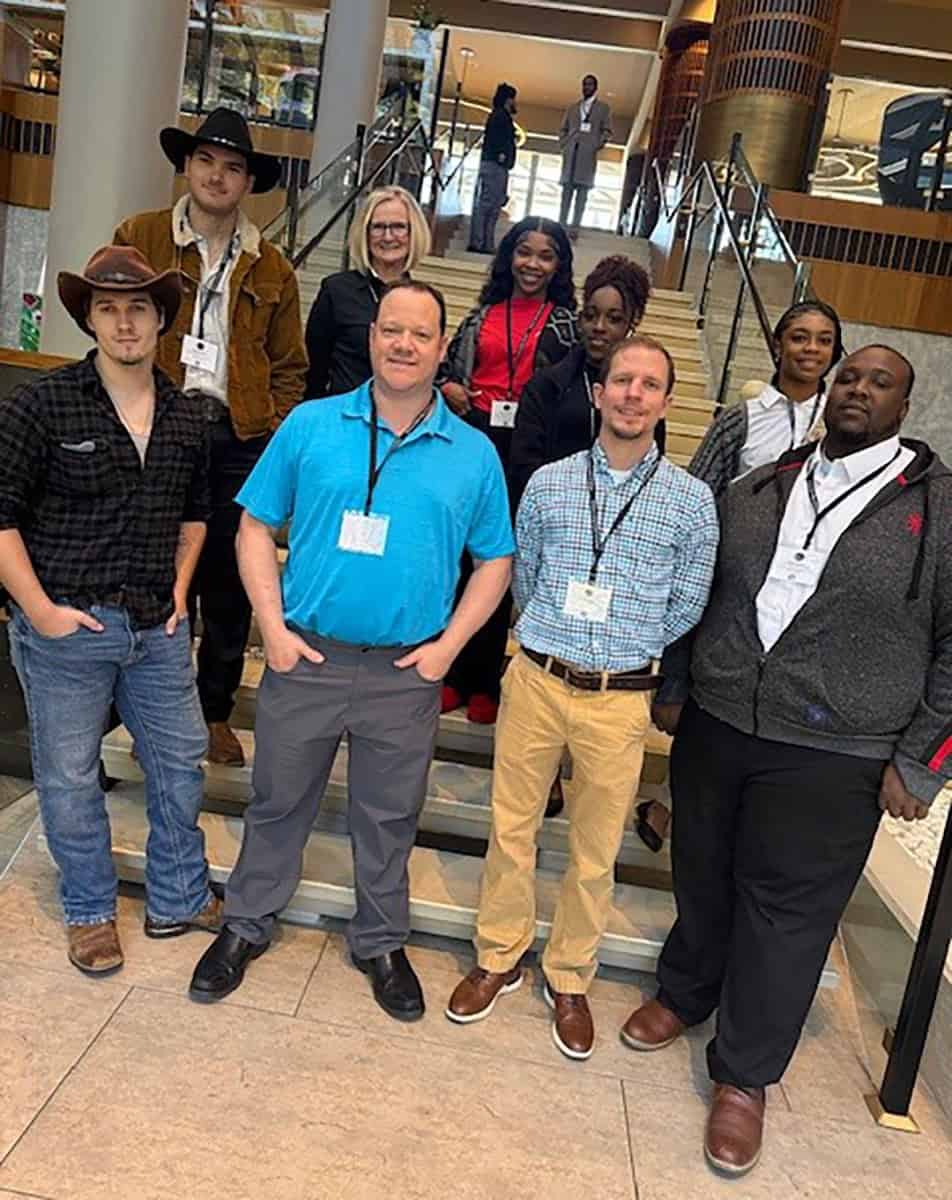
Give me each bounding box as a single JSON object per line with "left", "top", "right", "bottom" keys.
{"left": 467, "top": 693, "right": 498, "bottom": 724}
{"left": 441, "top": 685, "right": 464, "bottom": 714}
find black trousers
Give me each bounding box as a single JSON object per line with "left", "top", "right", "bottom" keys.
{"left": 446, "top": 407, "right": 514, "bottom": 703}
{"left": 657, "top": 700, "right": 884, "bottom": 1088}
{"left": 188, "top": 415, "right": 270, "bottom": 724}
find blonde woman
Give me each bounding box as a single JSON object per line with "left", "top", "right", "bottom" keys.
{"left": 304, "top": 185, "right": 431, "bottom": 398}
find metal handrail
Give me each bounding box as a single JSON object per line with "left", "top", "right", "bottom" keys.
{"left": 650, "top": 155, "right": 776, "bottom": 358}
{"left": 730, "top": 140, "right": 803, "bottom": 276}
{"left": 291, "top": 119, "right": 427, "bottom": 269}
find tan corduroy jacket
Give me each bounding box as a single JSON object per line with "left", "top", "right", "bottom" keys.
{"left": 114, "top": 198, "right": 307, "bottom": 439}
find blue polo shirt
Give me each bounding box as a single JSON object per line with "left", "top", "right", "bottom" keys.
{"left": 236, "top": 382, "right": 514, "bottom": 646}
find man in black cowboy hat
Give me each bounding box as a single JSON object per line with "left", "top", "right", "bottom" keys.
{"left": 0, "top": 245, "right": 222, "bottom": 976}
{"left": 115, "top": 107, "right": 307, "bottom": 766}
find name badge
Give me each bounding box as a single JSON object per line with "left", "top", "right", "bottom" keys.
{"left": 181, "top": 335, "right": 220, "bottom": 373}
{"left": 339, "top": 510, "right": 389, "bottom": 557}
{"left": 767, "top": 546, "right": 826, "bottom": 588}
{"left": 490, "top": 399, "right": 517, "bottom": 429}
{"left": 580, "top": 121, "right": 592, "bottom": 134}
{"left": 564, "top": 579, "right": 612, "bottom": 623}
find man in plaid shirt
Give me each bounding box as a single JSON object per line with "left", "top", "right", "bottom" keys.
{"left": 447, "top": 334, "right": 718, "bottom": 1058}
{"left": 0, "top": 246, "right": 222, "bottom": 977}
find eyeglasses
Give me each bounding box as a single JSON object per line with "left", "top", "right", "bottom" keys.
{"left": 369, "top": 221, "right": 410, "bottom": 238}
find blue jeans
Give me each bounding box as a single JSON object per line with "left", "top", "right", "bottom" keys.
{"left": 9, "top": 605, "right": 212, "bottom": 926}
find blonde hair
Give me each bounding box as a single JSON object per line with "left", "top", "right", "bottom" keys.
{"left": 348, "top": 186, "right": 431, "bottom": 275}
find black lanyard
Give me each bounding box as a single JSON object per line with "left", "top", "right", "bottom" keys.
{"left": 802, "top": 446, "right": 901, "bottom": 550}
{"left": 786, "top": 392, "right": 822, "bottom": 451}
{"left": 505, "top": 298, "right": 548, "bottom": 402}
{"left": 583, "top": 371, "right": 597, "bottom": 442}
{"left": 196, "top": 234, "right": 237, "bottom": 341}
{"left": 365, "top": 386, "right": 433, "bottom": 514}
{"left": 586, "top": 451, "right": 661, "bottom": 583}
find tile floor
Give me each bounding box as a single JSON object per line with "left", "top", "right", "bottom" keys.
{"left": 0, "top": 801, "right": 949, "bottom": 1200}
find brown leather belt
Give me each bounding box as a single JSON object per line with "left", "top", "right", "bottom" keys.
{"left": 522, "top": 646, "right": 660, "bottom": 692}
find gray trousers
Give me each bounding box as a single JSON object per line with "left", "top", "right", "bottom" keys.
{"left": 559, "top": 182, "right": 590, "bottom": 229}
{"left": 224, "top": 633, "right": 440, "bottom": 957}
{"left": 471, "top": 161, "right": 509, "bottom": 252}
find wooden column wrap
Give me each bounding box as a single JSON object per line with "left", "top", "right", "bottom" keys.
{"left": 648, "top": 22, "right": 710, "bottom": 169}
{"left": 705, "top": 0, "right": 843, "bottom": 106}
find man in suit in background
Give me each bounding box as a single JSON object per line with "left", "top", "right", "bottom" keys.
{"left": 559, "top": 75, "right": 613, "bottom": 237}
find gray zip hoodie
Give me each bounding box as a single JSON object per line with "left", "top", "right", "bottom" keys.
{"left": 663, "top": 437, "right": 952, "bottom": 804}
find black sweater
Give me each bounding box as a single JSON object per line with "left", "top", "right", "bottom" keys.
{"left": 482, "top": 108, "right": 517, "bottom": 171}
{"left": 510, "top": 344, "right": 667, "bottom": 505}
{"left": 304, "top": 268, "right": 381, "bottom": 399}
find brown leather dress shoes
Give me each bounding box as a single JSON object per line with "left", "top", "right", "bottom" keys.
{"left": 544, "top": 982, "right": 594, "bottom": 1060}
{"left": 207, "top": 722, "right": 245, "bottom": 766}
{"left": 620, "top": 998, "right": 685, "bottom": 1051}
{"left": 446, "top": 965, "right": 523, "bottom": 1023}
{"left": 704, "top": 1084, "right": 765, "bottom": 1176}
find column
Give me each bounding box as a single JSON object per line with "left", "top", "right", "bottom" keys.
{"left": 695, "top": 0, "right": 845, "bottom": 190}
{"left": 309, "top": 0, "right": 388, "bottom": 179}
{"left": 647, "top": 22, "right": 711, "bottom": 172}
{"left": 41, "top": 0, "right": 190, "bottom": 356}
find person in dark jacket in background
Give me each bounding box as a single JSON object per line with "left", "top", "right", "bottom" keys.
{"left": 303, "top": 185, "right": 431, "bottom": 399}
{"left": 623, "top": 345, "right": 952, "bottom": 1177}
{"left": 469, "top": 83, "right": 518, "bottom": 255}
{"left": 510, "top": 254, "right": 656, "bottom": 505}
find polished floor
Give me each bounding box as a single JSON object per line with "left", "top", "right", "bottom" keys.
{"left": 0, "top": 789, "right": 949, "bottom": 1200}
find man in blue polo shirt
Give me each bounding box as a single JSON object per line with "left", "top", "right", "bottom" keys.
{"left": 190, "top": 281, "right": 513, "bottom": 1017}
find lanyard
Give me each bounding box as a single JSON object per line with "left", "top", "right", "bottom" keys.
{"left": 196, "top": 235, "right": 237, "bottom": 341}
{"left": 365, "top": 386, "right": 433, "bottom": 514}
{"left": 505, "top": 298, "right": 548, "bottom": 402}
{"left": 583, "top": 371, "right": 597, "bottom": 443}
{"left": 586, "top": 451, "right": 661, "bottom": 583}
{"left": 786, "top": 393, "right": 822, "bottom": 451}
{"left": 802, "top": 447, "right": 901, "bottom": 550}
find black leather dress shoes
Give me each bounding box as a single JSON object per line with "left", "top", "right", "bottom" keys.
{"left": 189, "top": 928, "right": 269, "bottom": 1003}
{"left": 352, "top": 947, "right": 425, "bottom": 1021}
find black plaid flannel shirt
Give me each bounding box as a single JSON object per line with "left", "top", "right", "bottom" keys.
{"left": 0, "top": 352, "right": 211, "bottom": 629}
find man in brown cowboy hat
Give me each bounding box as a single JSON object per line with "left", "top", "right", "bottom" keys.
{"left": 115, "top": 107, "right": 307, "bottom": 766}
{"left": 0, "top": 245, "right": 222, "bottom": 976}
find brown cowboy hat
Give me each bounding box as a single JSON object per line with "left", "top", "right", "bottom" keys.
{"left": 57, "top": 245, "right": 183, "bottom": 338}
{"left": 160, "top": 107, "right": 282, "bottom": 194}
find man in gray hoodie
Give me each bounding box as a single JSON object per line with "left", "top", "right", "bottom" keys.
{"left": 620, "top": 345, "right": 952, "bottom": 1176}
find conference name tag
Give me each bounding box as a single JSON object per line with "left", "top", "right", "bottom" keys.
{"left": 580, "top": 121, "right": 592, "bottom": 134}
{"left": 490, "top": 399, "right": 517, "bottom": 429}
{"left": 339, "top": 510, "right": 389, "bottom": 557}
{"left": 181, "top": 335, "right": 219, "bottom": 373}
{"left": 564, "top": 579, "right": 612, "bottom": 623}
{"left": 767, "top": 546, "right": 826, "bottom": 588}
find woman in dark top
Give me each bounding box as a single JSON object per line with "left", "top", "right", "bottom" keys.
{"left": 303, "top": 185, "right": 432, "bottom": 398}
{"left": 442, "top": 216, "right": 578, "bottom": 724}
{"left": 510, "top": 254, "right": 656, "bottom": 506}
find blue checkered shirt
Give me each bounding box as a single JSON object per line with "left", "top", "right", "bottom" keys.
{"left": 513, "top": 443, "right": 719, "bottom": 672}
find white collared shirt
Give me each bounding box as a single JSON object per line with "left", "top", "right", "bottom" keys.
{"left": 738, "top": 383, "right": 825, "bottom": 477}
{"left": 756, "top": 435, "right": 914, "bottom": 652}
{"left": 172, "top": 195, "right": 259, "bottom": 404}
{"left": 579, "top": 95, "right": 596, "bottom": 123}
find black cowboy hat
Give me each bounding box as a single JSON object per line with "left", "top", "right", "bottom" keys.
{"left": 160, "top": 107, "right": 282, "bottom": 194}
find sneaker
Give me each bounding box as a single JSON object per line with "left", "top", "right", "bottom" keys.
{"left": 67, "top": 919, "right": 123, "bottom": 975}
{"left": 445, "top": 965, "right": 523, "bottom": 1023}
{"left": 466, "top": 693, "right": 498, "bottom": 724}
{"left": 441, "top": 685, "right": 464, "bottom": 714}
{"left": 144, "top": 894, "right": 224, "bottom": 939}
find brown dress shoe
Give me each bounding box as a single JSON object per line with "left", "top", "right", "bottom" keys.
{"left": 67, "top": 920, "right": 123, "bottom": 975}
{"left": 705, "top": 1084, "right": 765, "bottom": 1176}
{"left": 544, "top": 982, "right": 594, "bottom": 1060}
{"left": 620, "top": 998, "right": 685, "bottom": 1051}
{"left": 445, "top": 965, "right": 523, "bottom": 1023}
{"left": 207, "top": 722, "right": 245, "bottom": 766}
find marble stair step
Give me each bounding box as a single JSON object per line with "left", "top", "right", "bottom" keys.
{"left": 105, "top": 785, "right": 838, "bottom": 987}
{"left": 101, "top": 725, "right": 672, "bottom": 872}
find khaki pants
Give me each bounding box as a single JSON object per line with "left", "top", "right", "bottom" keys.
{"left": 475, "top": 651, "right": 651, "bottom": 993}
